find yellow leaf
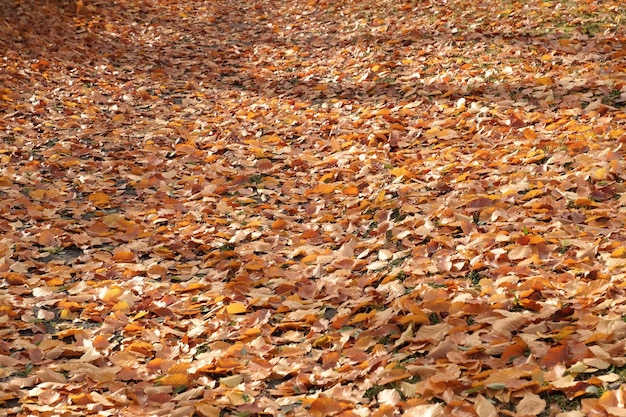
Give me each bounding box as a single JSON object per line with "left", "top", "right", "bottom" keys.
{"left": 313, "top": 335, "right": 333, "bottom": 347}
{"left": 348, "top": 310, "right": 377, "bottom": 325}
{"left": 455, "top": 172, "right": 469, "bottom": 182}
{"left": 167, "top": 363, "right": 190, "bottom": 374}
{"left": 301, "top": 253, "right": 318, "bottom": 264}
{"left": 226, "top": 302, "right": 247, "bottom": 314}
{"left": 219, "top": 374, "right": 243, "bottom": 387}
{"left": 591, "top": 167, "right": 608, "bottom": 181}
{"left": 133, "top": 311, "right": 149, "bottom": 320}
{"left": 101, "top": 286, "right": 123, "bottom": 303}
{"left": 244, "top": 262, "right": 265, "bottom": 271}
{"left": 389, "top": 167, "right": 408, "bottom": 178}
{"left": 243, "top": 327, "right": 261, "bottom": 336}
{"left": 69, "top": 393, "right": 93, "bottom": 405}
{"left": 310, "top": 183, "right": 336, "bottom": 194}
{"left": 522, "top": 189, "right": 544, "bottom": 200}
{"left": 611, "top": 246, "right": 626, "bottom": 258}
{"left": 60, "top": 309, "right": 78, "bottom": 320}
{"left": 112, "top": 300, "right": 130, "bottom": 311}
{"left": 28, "top": 189, "right": 47, "bottom": 201}
{"left": 160, "top": 373, "right": 190, "bottom": 386}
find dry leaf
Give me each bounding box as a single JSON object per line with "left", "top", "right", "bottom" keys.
{"left": 516, "top": 391, "right": 546, "bottom": 416}
{"left": 475, "top": 394, "right": 497, "bottom": 417}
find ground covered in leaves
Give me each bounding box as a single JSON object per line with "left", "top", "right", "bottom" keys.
{"left": 2, "top": 0, "right": 626, "bottom": 415}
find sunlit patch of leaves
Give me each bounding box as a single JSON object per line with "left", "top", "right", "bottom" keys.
{"left": 2, "top": 0, "right": 626, "bottom": 415}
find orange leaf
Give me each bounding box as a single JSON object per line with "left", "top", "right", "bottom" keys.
{"left": 127, "top": 341, "right": 154, "bottom": 356}
{"left": 69, "top": 393, "right": 93, "bottom": 405}
{"left": 396, "top": 312, "right": 430, "bottom": 326}
{"left": 540, "top": 344, "right": 569, "bottom": 368}
{"left": 272, "top": 219, "right": 288, "bottom": 230}
{"left": 147, "top": 357, "right": 168, "bottom": 372}
{"left": 88, "top": 192, "right": 110, "bottom": 207}
{"left": 86, "top": 221, "right": 112, "bottom": 236}
{"left": 3, "top": 272, "right": 26, "bottom": 285}
{"left": 301, "top": 229, "right": 319, "bottom": 239}
{"left": 535, "top": 76, "right": 554, "bottom": 85}
{"left": 46, "top": 277, "right": 64, "bottom": 286}
{"left": 522, "top": 128, "right": 537, "bottom": 140}
{"left": 310, "top": 183, "right": 336, "bottom": 194}
{"left": 93, "top": 335, "right": 110, "bottom": 350}
{"left": 175, "top": 142, "right": 198, "bottom": 154}
{"left": 301, "top": 253, "right": 318, "bottom": 264}
{"left": 372, "top": 405, "right": 396, "bottom": 417}
{"left": 501, "top": 338, "right": 528, "bottom": 363}
{"left": 112, "top": 251, "right": 135, "bottom": 262}
{"left": 38, "top": 229, "right": 59, "bottom": 247}
{"left": 342, "top": 186, "right": 359, "bottom": 196}
{"left": 309, "top": 396, "right": 344, "bottom": 417}
{"left": 260, "top": 134, "right": 282, "bottom": 144}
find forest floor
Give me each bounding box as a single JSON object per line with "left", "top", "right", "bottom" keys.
{"left": 2, "top": 0, "right": 626, "bottom": 415}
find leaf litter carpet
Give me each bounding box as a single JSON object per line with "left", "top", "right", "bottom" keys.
{"left": 2, "top": 0, "right": 626, "bottom": 415}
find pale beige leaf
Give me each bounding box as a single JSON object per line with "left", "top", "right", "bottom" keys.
{"left": 377, "top": 388, "right": 401, "bottom": 406}
{"left": 475, "top": 394, "right": 497, "bottom": 417}
{"left": 404, "top": 403, "right": 444, "bottom": 417}
{"left": 413, "top": 323, "right": 451, "bottom": 343}
{"left": 516, "top": 391, "right": 545, "bottom": 416}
